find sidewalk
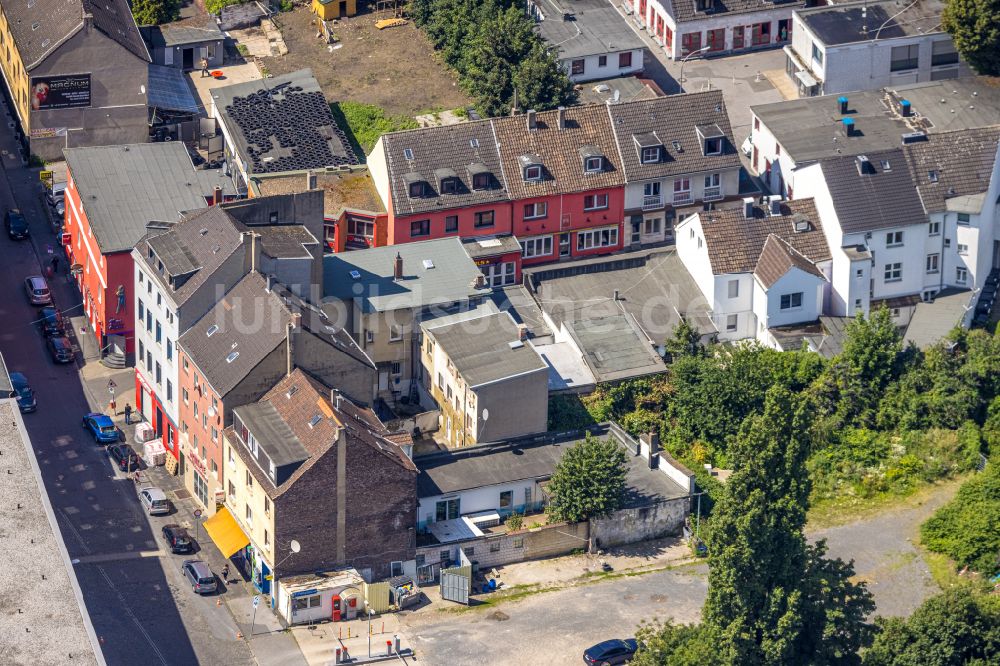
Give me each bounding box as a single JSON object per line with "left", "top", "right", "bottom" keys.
{"left": 292, "top": 613, "right": 412, "bottom": 665}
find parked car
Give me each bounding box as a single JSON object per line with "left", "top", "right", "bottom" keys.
{"left": 47, "top": 335, "right": 74, "bottom": 363}
{"left": 82, "top": 412, "right": 119, "bottom": 444}
{"left": 162, "top": 525, "right": 194, "bottom": 554}
{"left": 46, "top": 182, "right": 66, "bottom": 207}
{"left": 9, "top": 372, "right": 35, "bottom": 413}
{"left": 38, "top": 306, "right": 65, "bottom": 337}
{"left": 5, "top": 209, "right": 29, "bottom": 240}
{"left": 139, "top": 487, "right": 171, "bottom": 516}
{"left": 583, "top": 639, "right": 638, "bottom": 665}
{"left": 108, "top": 444, "right": 139, "bottom": 472}
{"left": 182, "top": 560, "right": 218, "bottom": 595}
{"left": 24, "top": 275, "right": 52, "bottom": 306}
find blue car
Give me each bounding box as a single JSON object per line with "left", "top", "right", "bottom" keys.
{"left": 82, "top": 412, "right": 119, "bottom": 444}
{"left": 9, "top": 372, "right": 35, "bottom": 413}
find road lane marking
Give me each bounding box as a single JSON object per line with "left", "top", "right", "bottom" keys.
{"left": 73, "top": 550, "right": 165, "bottom": 564}
{"left": 96, "top": 564, "right": 169, "bottom": 666}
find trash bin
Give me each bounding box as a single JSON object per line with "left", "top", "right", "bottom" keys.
{"left": 488, "top": 578, "right": 497, "bottom": 591}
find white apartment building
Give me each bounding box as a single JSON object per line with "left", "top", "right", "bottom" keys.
{"left": 676, "top": 196, "right": 831, "bottom": 345}
{"left": 785, "top": 0, "right": 966, "bottom": 98}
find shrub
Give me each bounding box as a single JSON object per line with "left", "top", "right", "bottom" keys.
{"left": 504, "top": 513, "right": 523, "bottom": 532}
{"left": 920, "top": 462, "right": 1000, "bottom": 575}
{"left": 329, "top": 102, "right": 419, "bottom": 156}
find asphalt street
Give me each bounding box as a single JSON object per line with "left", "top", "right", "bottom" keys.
{"left": 0, "top": 123, "right": 258, "bottom": 664}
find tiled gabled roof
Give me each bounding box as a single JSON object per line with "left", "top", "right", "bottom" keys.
{"left": 754, "top": 234, "right": 826, "bottom": 288}
{"left": 493, "top": 104, "right": 625, "bottom": 199}
{"left": 5, "top": 0, "right": 149, "bottom": 69}
{"left": 694, "top": 198, "right": 830, "bottom": 275}
{"left": 382, "top": 119, "right": 509, "bottom": 216}
{"left": 903, "top": 127, "right": 1000, "bottom": 214}
{"left": 607, "top": 90, "right": 740, "bottom": 181}
{"left": 667, "top": 0, "right": 806, "bottom": 24}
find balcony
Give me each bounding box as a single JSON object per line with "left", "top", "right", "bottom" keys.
{"left": 703, "top": 187, "right": 723, "bottom": 202}
{"left": 672, "top": 192, "right": 693, "bottom": 206}
{"left": 642, "top": 195, "right": 663, "bottom": 210}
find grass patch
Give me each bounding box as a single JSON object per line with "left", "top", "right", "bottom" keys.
{"left": 330, "top": 101, "right": 419, "bottom": 157}
{"left": 806, "top": 476, "right": 967, "bottom": 530}
{"left": 236, "top": 43, "right": 249, "bottom": 57}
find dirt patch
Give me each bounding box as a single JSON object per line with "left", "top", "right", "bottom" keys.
{"left": 486, "top": 610, "right": 510, "bottom": 621}
{"left": 263, "top": 7, "right": 470, "bottom": 117}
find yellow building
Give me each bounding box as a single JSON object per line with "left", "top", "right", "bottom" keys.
{"left": 312, "top": 0, "right": 357, "bottom": 21}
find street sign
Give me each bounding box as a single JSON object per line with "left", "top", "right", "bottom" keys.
{"left": 193, "top": 509, "right": 203, "bottom": 518}
{"left": 252, "top": 595, "right": 260, "bottom": 608}
{"left": 107, "top": 379, "right": 117, "bottom": 396}
{"left": 39, "top": 170, "right": 53, "bottom": 187}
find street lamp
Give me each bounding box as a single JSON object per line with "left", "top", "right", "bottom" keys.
{"left": 678, "top": 45, "right": 712, "bottom": 90}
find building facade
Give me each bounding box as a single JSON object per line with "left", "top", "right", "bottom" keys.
{"left": 0, "top": 1, "right": 149, "bottom": 160}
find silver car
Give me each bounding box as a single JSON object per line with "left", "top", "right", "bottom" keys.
{"left": 182, "top": 559, "right": 218, "bottom": 595}
{"left": 24, "top": 276, "right": 52, "bottom": 306}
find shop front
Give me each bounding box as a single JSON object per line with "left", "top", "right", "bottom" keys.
{"left": 276, "top": 569, "right": 367, "bottom": 626}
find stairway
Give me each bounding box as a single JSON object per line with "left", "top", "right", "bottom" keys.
{"left": 101, "top": 350, "right": 127, "bottom": 369}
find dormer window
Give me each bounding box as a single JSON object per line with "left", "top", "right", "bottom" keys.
{"left": 435, "top": 167, "right": 459, "bottom": 195}
{"left": 695, "top": 0, "right": 714, "bottom": 10}
{"left": 518, "top": 154, "right": 544, "bottom": 182}
{"left": 468, "top": 162, "right": 492, "bottom": 191}
{"left": 641, "top": 146, "right": 661, "bottom": 163}
{"left": 696, "top": 124, "right": 725, "bottom": 156}
{"left": 580, "top": 145, "right": 604, "bottom": 173}
{"left": 403, "top": 172, "right": 427, "bottom": 198}
{"left": 633, "top": 132, "right": 663, "bottom": 164}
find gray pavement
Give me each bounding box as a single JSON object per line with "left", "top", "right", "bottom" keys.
{"left": 0, "top": 112, "right": 303, "bottom": 664}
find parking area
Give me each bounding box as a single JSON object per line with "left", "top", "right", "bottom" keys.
{"left": 262, "top": 7, "right": 470, "bottom": 116}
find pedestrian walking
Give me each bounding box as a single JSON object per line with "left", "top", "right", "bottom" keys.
{"left": 200, "top": 57, "right": 210, "bottom": 78}
{"left": 124, "top": 403, "right": 132, "bottom": 425}
{"left": 50, "top": 255, "right": 59, "bottom": 274}
{"left": 221, "top": 563, "right": 230, "bottom": 582}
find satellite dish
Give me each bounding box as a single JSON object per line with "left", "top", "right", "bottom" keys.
{"left": 140, "top": 84, "right": 146, "bottom": 95}
{"left": 482, "top": 408, "right": 489, "bottom": 422}
{"left": 290, "top": 539, "right": 301, "bottom": 553}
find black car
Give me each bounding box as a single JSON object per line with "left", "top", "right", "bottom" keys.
{"left": 47, "top": 336, "right": 74, "bottom": 363}
{"left": 162, "top": 525, "right": 195, "bottom": 554}
{"left": 108, "top": 444, "right": 139, "bottom": 472}
{"left": 9, "top": 372, "right": 35, "bottom": 413}
{"left": 5, "top": 209, "right": 28, "bottom": 240}
{"left": 39, "top": 307, "right": 65, "bottom": 337}
{"left": 583, "top": 639, "right": 638, "bottom": 665}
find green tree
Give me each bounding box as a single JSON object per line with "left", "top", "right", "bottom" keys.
{"left": 942, "top": 0, "right": 1000, "bottom": 75}
{"left": 131, "top": 0, "right": 179, "bottom": 25}
{"left": 514, "top": 42, "right": 576, "bottom": 112}
{"left": 545, "top": 433, "right": 627, "bottom": 523}
{"left": 841, "top": 306, "right": 903, "bottom": 394}
{"left": 920, "top": 461, "right": 1000, "bottom": 575}
{"left": 664, "top": 317, "right": 703, "bottom": 361}
{"left": 862, "top": 587, "right": 1000, "bottom": 666}
{"left": 701, "top": 386, "right": 873, "bottom": 665}
{"left": 632, "top": 621, "right": 721, "bottom": 666}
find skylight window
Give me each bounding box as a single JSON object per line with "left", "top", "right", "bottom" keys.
{"left": 206, "top": 324, "right": 219, "bottom": 337}
{"left": 309, "top": 414, "right": 322, "bottom": 428}
{"left": 403, "top": 148, "right": 414, "bottom": 160}
{"left": 928, "top": 170, "right": 939, "bottom": 183}
{"left": 469, "top": 138, "right": 479, "bottom": 148}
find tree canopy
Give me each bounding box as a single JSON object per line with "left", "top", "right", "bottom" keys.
{"left": 942, "top": 0, "right": 1000, "bottom": 75}
{"left": 545, "top": 433, "right": 627, "bottom": 523}
{"left": 131, "top": 0, "right": 180, "bottom": 25}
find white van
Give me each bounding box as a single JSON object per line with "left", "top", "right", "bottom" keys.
{"left": 139, "top": 487, "right": 171, "bottom": 515}
{"left": 46, "top": 182, "right": 66, "bottom": 206}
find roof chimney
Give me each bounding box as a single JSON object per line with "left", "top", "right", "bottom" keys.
{"left": 306, "top": 170, "right": 317, "bottom": 190}
{"left": 900, "top": 99, "right": 911, "bottom": 117}
{"left": 742, "top": 197, "right": 755, "bottom": 219}
{"left": 393, "top": 252, "right": 403, "bottom": 280}
{"left": 640, "top": 432, "right": 660, "bottom": 469}
{"left": 838, "top": 96, "right": 849, "bottom": 114}
{"left": 769, "top": 195, "right": 782, "bottom": 216}
{"left": 212, "top": 186, "right": 222, "bottom": 206}
{"left": 557, "top": 106, "right": 566, "bottom": 130}
{"left": 265, "top": 274, "right": 272, "bottom": 292}
{"left": 842, "top": 117, "right": 856, "bottom": 137}
{"left": 526, "top": 109, "right": 537, "bottom": 131}
{"left": 518, "top": 324, "right": 529, "bottom": 342}
{"left": 286, "top": 313, "right": 301, "bottom": 377}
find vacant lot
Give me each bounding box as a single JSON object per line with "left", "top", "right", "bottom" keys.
{"left": 263, "top": 6, "right": 469, "bottom": 117}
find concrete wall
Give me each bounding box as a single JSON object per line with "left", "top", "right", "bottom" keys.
{"left": 560, "top": 49, "right": 645, "bottom": 83}
{"left": 150, "top": 40, "right": 224, "bottom": 70}
{"left": 760, "top": 267, "right": 824, "bottom": 329}
{"left": 474, "top": 370, "right": 549, "bottom": 443}
{"left": 590, "top": 497, "right": 688, "bottom": 548}
{"left": 419, "top": 479, "right": 541, "bottom": 527}
{"left": 294, "top": 328, "right": 376, "bottom": 407}
{"left": 29, "top": 24, "right": 149, "bottom": 160}
{"left": 417, "top": 520, "right": 591, "bottom": 571}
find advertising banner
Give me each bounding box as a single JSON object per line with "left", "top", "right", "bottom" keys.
{"left": 30, "top": 74, "right": 92, "bottom": 110}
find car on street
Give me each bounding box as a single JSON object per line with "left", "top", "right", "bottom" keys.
{"left": 47, "top": 335, "right": 74, "bottom": 363}
{"left": 139, "top": 487, "right": 171, "bottom": 516}
{"left": 162, "top": 525, "right": 195, "bottom": 554}
{"left": 5, "top": 209, "right": 29, "bottom": 240}
{"left": 181, "top": 560, "right": 218, "bottom": 595}
{"left": 38, "top": 306, "right": 65, "bottom": 337}
{"left": 24, "top": 275, "right": 52, "bottom": 306}
{"left": 108, "top": 444, "right": 139, "bottom": 472}
{"left": 9, "top": 372, "right": 35, "bottom": 413}
{"left": 46, "top": 182, "right": 66, "bottom": 207}
{"left": 583, "top": 638, "right": 638, "bottom": 665}
{"left": 82, "top": 412, "right": 120, "bottom": 444}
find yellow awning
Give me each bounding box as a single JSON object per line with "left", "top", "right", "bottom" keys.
{"left": 203, "top": 507, "right": 250, "bottom": 558}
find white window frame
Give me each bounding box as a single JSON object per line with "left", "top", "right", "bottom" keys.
{"left": 726, "top": 314, "right": 738, "bottom": 332}
{"left": 727, "top": 279, "right": 739, "bottom": 299}
{"left": 521, "top": 236, "right": 553, "bottom": 258}
{"left": 584, "top": 156, "right": 603, "bottom": 173}
{"left": 779, "top": 292, "right": 803, "bottom": 310}
{"left": 523, "top": 202, "right": 547, "bottom": 220}
{"left": 640, "top": 146, "right": 660, "bottom": 164}
{"left": 886, "top": 231, "right": 903, "bottom": 247}
{"left": 576, "top": 227, "right": 619, "bottom": 251}
{"left": 928, "top": 220, "right": 940, "bottom": 236}
{"left": 583, "top": 193, "right": 609, "bottom": 211}
{"left": 956, "top": 266, "right": 968, "bottom": 284}
{"left": 926, "top": 253, "right": 939, "bottom": 273}
{"left": 884, "top": 262, "right": 903, "bottom": 282}
{"left": 523, "top": 165, "right": 543, "bottom": 181}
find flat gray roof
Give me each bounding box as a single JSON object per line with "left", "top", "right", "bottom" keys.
{"left": 566, "top": 313, "right": 665, "bottom": 382}
{"left": 323, "top": 237, "right": 489, "bottom": 313}
{"left": 904, "top": 288, "right": 974, "bottom": 349}
{"left": 491, "top": 285, "right": 552, "bottom": 338}
{"left": 234, "top": 401, "right": 309, "bottom": 468}
{"left": 416, "top": 424, "right": 688, "bottom": 504}
{"left": 528, "top": 247, "right": 715, "bottom": 342}
{"left": 799, "top": 0, "right": 945, "bottom": 46}
{"left": 0, "top": 399, "right": 103, "bottom": 665}
{"left": 752, "top": 78, "right": 1000, "bottom": 164}
{"left": 424, "top": 311, "right": 548, "bottom": 387}
{"left": 532, "top": 0, "right": 645, "bottom": 60}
